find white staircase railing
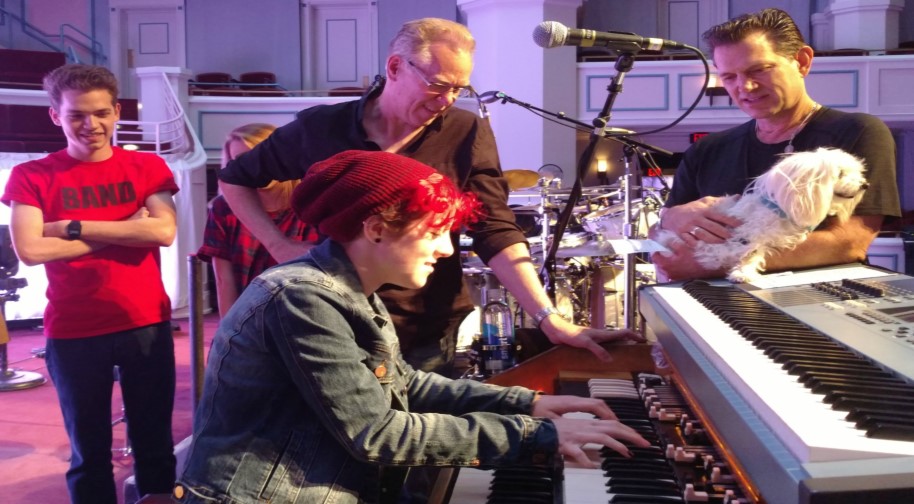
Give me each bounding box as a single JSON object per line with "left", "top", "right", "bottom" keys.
{"left": 113, "top": 72, "right": 193, "bottom": 157}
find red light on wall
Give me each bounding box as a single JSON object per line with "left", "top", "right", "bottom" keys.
{"left": 690, "top": 132, "right": 710, "bottom": 143}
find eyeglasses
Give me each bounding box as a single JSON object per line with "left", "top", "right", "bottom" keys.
{"left": 406, "top": 60, "right": 476, "bottom": 99}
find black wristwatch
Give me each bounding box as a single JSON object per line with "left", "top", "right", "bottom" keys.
{"left": 66, "top": 220, "right": 82, "bottom": 240}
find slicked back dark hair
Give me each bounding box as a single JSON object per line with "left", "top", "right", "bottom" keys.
{"left": 702, "top": 8, "right": 806, "bottom": 58}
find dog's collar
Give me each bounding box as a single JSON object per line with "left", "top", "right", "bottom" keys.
{"left": 760, "top": 194, "right": 815, "bottom": 231}
{"left": 760, "top": 194, "right": 787, "bottom": 218}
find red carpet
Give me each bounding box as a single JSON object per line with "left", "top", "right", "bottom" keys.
{"left": 0, "top": 314, "right": 219, "bottom": 504}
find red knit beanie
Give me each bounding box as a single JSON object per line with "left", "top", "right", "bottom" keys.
{"left": 292, "top": 150, "right": 448, "bottom": 241}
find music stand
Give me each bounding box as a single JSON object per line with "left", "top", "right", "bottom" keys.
{"left": 0, "top": 225, "right": 45, "bottom": 391}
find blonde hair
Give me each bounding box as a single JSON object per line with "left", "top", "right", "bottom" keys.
{"left": 222, "top": 123, "right": 298, "bottom": 210}
{"left": 388, "top": 18, "right": 475, "bottom": 66}
{"left": 221, "top": 123, "right": 276, "bottom": 168}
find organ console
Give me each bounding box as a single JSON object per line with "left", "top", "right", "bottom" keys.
{"left": 437, "top": 263, "right": 914, "bottom": 503}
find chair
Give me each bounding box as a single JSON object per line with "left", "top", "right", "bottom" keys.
{"left": 238, "top": 71, "right": 285, "bottom": 96}
{"left": 123, "top": 435, "right": 193, "bottom": 504}
{"left": 327, "top": 86, "right": 367, "bottom": 97}
{"left": 1, "top": 105, "right": 68, "bottom": 153}
{"left": 0, "top": 140, "right": 26, "bottom": 152}
{"left": 116, "top": 99, "right": 141, "bottom": 135}
{"left": 0, "top": 49, "right": 66, "bottom": 90}
{"left": 189, "top": 72, "right": 238, "bottom": 96}
{"left": 814, "top": 48, "right": 868, "bottom": 57}
{"left": 885, "top": 41, "right": 914, "bottom": 55}
{"left": 118, "top": 98, "right": 139, "bottom": 121}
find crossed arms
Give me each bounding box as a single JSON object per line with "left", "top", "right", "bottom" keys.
{"left": 9, "top": 191, "right": 177, "bottom": 266}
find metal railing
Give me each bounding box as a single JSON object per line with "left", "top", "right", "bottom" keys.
{"left": 113, "top": 73, "right": 192, "bottom": 157}
{"left": 0, "top": 1, "right": 106, "bottom": 65}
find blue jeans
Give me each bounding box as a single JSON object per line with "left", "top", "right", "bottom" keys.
{"left": 46, "top": 321, "right": 177, "bottom": 504}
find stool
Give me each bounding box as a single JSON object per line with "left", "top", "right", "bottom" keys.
{"left": 123, "top": 434, "right": 193, "bottom": 503}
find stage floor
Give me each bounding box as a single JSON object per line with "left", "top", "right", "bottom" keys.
{"left": 0, "top": 314, "right": 219, "bottom": 504}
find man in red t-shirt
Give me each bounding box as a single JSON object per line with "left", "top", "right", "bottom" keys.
{"left": 1, "top": 64, "right": 179, "bottom": 504}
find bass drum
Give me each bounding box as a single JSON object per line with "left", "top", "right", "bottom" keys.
{"left": 456, "top": 266, "right": 576, "bottom": 350}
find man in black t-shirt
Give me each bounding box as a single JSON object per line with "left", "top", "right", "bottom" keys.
{"left": 651, "top": 8, "right": 900, "bottom": 281}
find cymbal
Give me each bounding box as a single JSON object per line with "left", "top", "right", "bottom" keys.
{"left": 503, "top": 169, "right": 540, "bottom": 191}
{"left": 511, "top": 203, "right": 590, "bottom": 214}
{"left": 511, "top": 185, "right": 619, "bottom": 198}
{"left": 556, "top": 240, "right": 616, "bottom": 258}
{"left": 510, "top": 202, "right": 558, "bottom": 213}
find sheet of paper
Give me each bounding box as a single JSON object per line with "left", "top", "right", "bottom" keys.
{"left": 608, "top": 238, "right": 668, "bottom": 254}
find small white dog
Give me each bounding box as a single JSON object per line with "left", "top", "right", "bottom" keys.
{"left": 656, "top": 147, "right": 869, "bottom": 283}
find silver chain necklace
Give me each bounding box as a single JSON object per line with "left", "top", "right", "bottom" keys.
{"left": 755, "top": 102, "right": 820, "bottom": 153}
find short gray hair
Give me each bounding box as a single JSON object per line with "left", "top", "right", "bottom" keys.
{"left": 388, "top": 18, "right": 475, "bottom": 66}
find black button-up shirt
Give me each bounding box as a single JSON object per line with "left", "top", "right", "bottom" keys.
{"left": 219, "top": 79, "right": 527, "bottom": 360}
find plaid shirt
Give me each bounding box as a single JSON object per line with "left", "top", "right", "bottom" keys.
{"left": 197, "top": 194, "right": 319, "bottom": 291}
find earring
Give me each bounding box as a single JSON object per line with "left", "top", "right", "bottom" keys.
{"left": 374, "top": 238, "right": 381, "bottom": 243}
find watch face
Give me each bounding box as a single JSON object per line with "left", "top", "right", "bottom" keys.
{"left": 67, "top": 220, "right": 81, "bottom": 239}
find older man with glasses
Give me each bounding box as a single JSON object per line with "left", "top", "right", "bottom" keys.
{"left": 218, "top": 17, "right": 642, "bottom": 377}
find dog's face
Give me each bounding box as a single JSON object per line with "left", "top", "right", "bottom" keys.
{"left": 757, "top": 147, "right": 867, "bottom": 229}
{"left": 829, "top": 155, "right": 869, "bottom": 221}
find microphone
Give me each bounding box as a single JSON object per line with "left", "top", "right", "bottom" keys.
{"left": 602, "top": 127, "right": 636, "bottom": 135}
{"left": 533, "top": 21, "right": 685, "bottom": 52}
{"left": 477, "top": 90, "right": 506, "bottom": 104}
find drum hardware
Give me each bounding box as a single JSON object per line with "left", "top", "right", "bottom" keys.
{"left": 581, "top": 198, "right": 659, "bottom": 242}
{"left": 509, "top": 201, "right": 561, "bottom": 214}
{"left": 537, "top": 163, "right": 564, "bottom": 187}
{"left": 510, "top": 185, "right": 619, "bottom": 198}
{"left": 557, "top": 262, "right": 592, "bottom": 326}
{"left": 460, "top": 335, "right": 487, "bottom": 380}
{"left": 481, "top": 61, "right": 697, "bottom": 327}
{"left": 615, "top": 144, "right": 644, "bottom": 329}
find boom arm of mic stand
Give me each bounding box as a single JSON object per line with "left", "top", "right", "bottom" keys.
{"left": 610, "top": 135, "right": 673, "bottom": 157}
{"left": 495, "top": 94, "right": 591, "bottom": 130}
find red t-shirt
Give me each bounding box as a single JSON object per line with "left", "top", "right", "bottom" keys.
{"left": 1, "top": 147, "right": 179, "bottom": 339}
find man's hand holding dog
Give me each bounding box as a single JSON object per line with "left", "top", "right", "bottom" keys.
{"left": 658, "top": 196, "right": 743, "bottom": 242}
{"left": 650, "top": 196, "right": 743, "bottom": 281}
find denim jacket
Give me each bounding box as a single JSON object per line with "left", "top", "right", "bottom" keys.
{"left": 175, "top": 241, "right": 557, "bottom": 503}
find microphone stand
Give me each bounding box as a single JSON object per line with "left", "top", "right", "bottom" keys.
{"left": 545, "top": 52, "right": 637, "bottom": 326}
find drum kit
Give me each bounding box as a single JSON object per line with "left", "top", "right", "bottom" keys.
{"left": 458, "top": 169, "right": 665, "bottom": 350}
